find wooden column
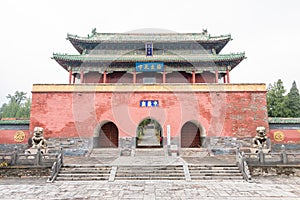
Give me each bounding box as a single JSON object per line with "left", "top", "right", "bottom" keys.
{"left": 226, "top": 66, "right": 230, "bottom": 83}
{"left": 72, "top": 74, "right": 76, "bottom": 84}
{"left": 133, "top": 71, "right": 136, "bottom": 84}
{"left": 103, "top": 71, "right": 107, "bottom": 84}
{"left": 215, "top": 70, "right": 219, "bottom": 83}
{"left": 69, "top": 68, "right": 72, "bottom": 84}
{"left": 223, "top": 74, "right": 227, "bottom": 83}
{"left": 80, "top": 71, "right": 84, "bottom": 84}
{"left": 192, "top": 71, "right": 196, "bottom": 84}
{"left": 163, "top": 70, "right": 166, "bottom": 84}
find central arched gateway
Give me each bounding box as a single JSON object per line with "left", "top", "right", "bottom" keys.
{"left": 181, "top": 121, "right": 205, "bottom": 148}
{"left": 93, "top": 121, "right": 119, "bottom": 148}
{"left": 136, "top": 118, "right": 163, "bottom": 148}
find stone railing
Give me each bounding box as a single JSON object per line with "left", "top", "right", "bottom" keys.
{"left": 0, "top": 147, "right": 57, "bottom": 167}
{"left": 47, "top": 149, "right": 63, "bottom": 183}
{"left": 236, "top": 147, "right": 252, "bottom": 182}
{"left": 244, "top": 145, "right": 300, "bottom": 165}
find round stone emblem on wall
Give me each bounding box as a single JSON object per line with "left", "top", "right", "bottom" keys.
{"left": 14, "top": 130, "right": 26, "bottom": 142}
{"left": 273, "top": 131, "right": 284, "bottom": 142}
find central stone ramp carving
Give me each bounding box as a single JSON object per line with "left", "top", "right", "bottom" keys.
{"left": 115, "top": 165, "right": 185, "bottom": 181}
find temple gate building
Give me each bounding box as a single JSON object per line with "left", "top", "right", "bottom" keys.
{"left": 28, "top": 29, "right": 269, "bottom": 153}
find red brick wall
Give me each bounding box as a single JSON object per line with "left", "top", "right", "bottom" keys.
{"left": 30, "top": 88, "right": 268, "bottom": 140}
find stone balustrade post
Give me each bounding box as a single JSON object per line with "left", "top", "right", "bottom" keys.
{"left": 12, "top": 146, "right": 18, "bottom": 165}
{"left": 36, "top": 147, "right": 41, "bottom": 166}
{"left": 236, "top": 147, "right": 240, "bottom": 163}
{"left": 281, "top": 144, "right": 287, "bottom": 164}
{"left": 258, "top": 146, "right": 264, "bottom": 163}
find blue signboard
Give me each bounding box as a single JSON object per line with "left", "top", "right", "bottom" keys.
{"left": 145, "top": 43, "right": 153, "bottom": 56}
{"left": 135, "top": 62, "right": 164, "bottom": 72}
{"left": 140, "top": 100, "right": 159, "bottom": 107}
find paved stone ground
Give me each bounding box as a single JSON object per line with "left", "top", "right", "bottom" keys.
{"left": 0, "top": 176, "right": 300, "bottom": 199}
{"left": 138, "top": 128, "right": 160, "bottom": 147}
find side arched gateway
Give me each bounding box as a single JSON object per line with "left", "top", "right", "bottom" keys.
{"left": 180, "top": 121, "right": 205, "bottom": 148}
{"left": 93, "top": 121, "right": 119, "bottom": 148}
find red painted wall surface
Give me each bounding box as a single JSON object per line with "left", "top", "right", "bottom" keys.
{"left": 269, "top": 129, "right": 300, "bottom": 144}
{"left": 30, "top": 89, "right": 269, "bottom": 139}
{"left": 83, "top": 72, "right": 218, "bottom": 84}
{"left": 84, "top": 72, "right": 103, "bottom": 83}
{"left": 196, "top": 72, "right": 215, "bottom": 83}
{"left": 0, "top": 130, "right": 30, "bottom": 144}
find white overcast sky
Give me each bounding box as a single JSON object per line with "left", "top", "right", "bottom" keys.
{"left": 0, "top": 0, "right": 299, "bottom": 105}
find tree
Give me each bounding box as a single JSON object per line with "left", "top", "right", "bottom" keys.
{"left": 286, "top": 81, "right": 300, "bottom": 117}
{"left": 0, "top": 91, "right": 31, "bottom": 119}
{"left": 267, "top": 79, "right": 291, "bottom": 117}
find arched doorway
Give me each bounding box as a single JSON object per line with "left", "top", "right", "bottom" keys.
{"left": 136, "top": 118, "right": 163, "bottom": 148}
{"left": 181, "top": 121, "right": 205, "bottom": 148}
{"left": 94, "top": 121, "right": 119, "bottom": 148}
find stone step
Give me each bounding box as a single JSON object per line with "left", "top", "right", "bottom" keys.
{"left": 189, "top": 172, "right": 242, "bottom": 176}
{"left": 114, "top": 165, "right": 185, "bottom": 180}
{"left": 188, "top": 163, "right": 244, "bottom": 181}
{"left": 118, "top": 166, "right": 183, "bottom": 171}
{"left": 189, "top": 170, "right": 241, "bottom": 174}
{"left": 63, "top": 164, "right": 111, "bottom": 168}
{"left": 58, "top": 173, "right": 110, "bottom": 177}
{"left": 55, "top": 176, "right": 109, "bottom": 181}
{"left": 188, "top": 166, "right": 239, "bottom": 170}
{"left": 60, "top": 170, "right": 110, "bottom": 174}
{"left": 116, "top": 173, "right": 185, "bottom": 178}
{"left": 115, "top": 177, "right": 186, "bottom": 180}
{"left": 190, "top": 176, "right": 244, "bottom": 180}
{"left": 61, "top": 166, "right": 111, "bottom": 170}
{"left": 116, "top": 170, "right": 184, "bottom": 173}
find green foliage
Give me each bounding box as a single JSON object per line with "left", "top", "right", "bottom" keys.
{"left": 0, "top": 91, "right": 31, "bottom": 119}
{"left": 286, "top": 81, "right": 300, "bottom": 117}
{"left": 267, "top": 79, "right": 300, "bottom": 117}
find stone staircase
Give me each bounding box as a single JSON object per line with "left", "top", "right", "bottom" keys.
{"left": 114, "top": 165, "right": 185, "bottom": 180}
{"left": 188, "top": 164, "right": 244, "bottom": 181}
{"left": 55, "top": 164, "right": 112, "bottom": 181}
{"left": 53, "top": 163, "right": 244, "bottom": 182}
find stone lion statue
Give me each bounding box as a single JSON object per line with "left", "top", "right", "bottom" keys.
{"left": 251, "top": 126, "right": 271, "bottom": 153}
{"left": 253, "top": 127, "right": 268, "bottom": 148}
{"left": 32, "top": 127, "right": 47, "bottom": 149}
{"left": 26, "top": 127, "right": 47, "bottom": 154}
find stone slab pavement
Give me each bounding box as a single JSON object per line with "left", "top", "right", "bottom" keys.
{"left": 0, "top": 176, "right": 300, "bottom": 199}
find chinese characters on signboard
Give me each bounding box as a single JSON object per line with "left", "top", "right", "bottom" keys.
{"left": 145, "top": 43, "right": 153, "bottom": 56}
{"left": 135, "top": 62, "right": 164, "bottom": 72}
{"left": 140, "top": 100, "right": 159, "bottom": 107}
